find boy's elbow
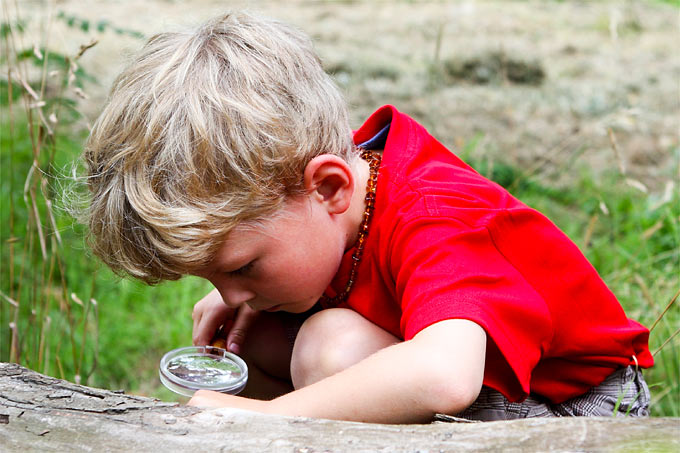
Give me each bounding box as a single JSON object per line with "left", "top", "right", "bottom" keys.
{"left": 411, "top": 319, "right": 487, "bottom": 416}
{"left": 426, "top": 370, "right": 482, "bottom": 416}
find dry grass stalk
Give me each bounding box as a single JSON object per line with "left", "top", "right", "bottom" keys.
{"left": 583, "top": 214, "right": 598, "bottom": 249}
{"left": 653, "top": 327, "right": 680, "bottom": 357}
{"left": 632, "top": 274, "right": 655, "bottom": 309}
{"left": 607, "top": 128, "right": 626, "bottom": 176}
{"left": 1, "top": 0, "right": 98, "bottom": 382}
{"left": 0, "top": 291, "right": 19, "bottom": 308}
{"left": 642, "top": 220, "right": 664, "bottom": 240}
{"left": 649, "top": 287, "right": 679, "bottom": 333}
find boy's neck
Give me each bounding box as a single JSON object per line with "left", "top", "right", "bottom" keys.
{"left": 343, "top": 152, "right": 378, "bottom": 251}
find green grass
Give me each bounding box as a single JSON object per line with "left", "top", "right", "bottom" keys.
{"left": 656, "top": 0, "right": 680, "bottom": 7}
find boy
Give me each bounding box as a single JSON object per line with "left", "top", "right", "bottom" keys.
{"left": 83, "top": 12, "right": 652, "bottom": 423}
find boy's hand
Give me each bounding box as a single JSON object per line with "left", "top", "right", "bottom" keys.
{"left": 188, "top": 390, "right": 268, "bottom": 413}
{"left": 221, "top": 304, "right": 260, "bottom": 355}
{"left": 192, "top": 288, "right": 260, "bottom": 355}
{"left": 192, "top": 288, "right": 229, "bottom": 346}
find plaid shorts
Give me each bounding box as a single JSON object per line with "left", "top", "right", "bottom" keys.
{"left": 435, "top": 365, "right": 650, "bottom": 422}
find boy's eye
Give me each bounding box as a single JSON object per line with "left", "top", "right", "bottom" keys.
{"left": 229, "top": 261, "right": 255, "bottom": 276}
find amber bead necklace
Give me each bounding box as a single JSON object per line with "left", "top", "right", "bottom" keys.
{"left": 319, "top": 148, "right": 381, "bottom": 307}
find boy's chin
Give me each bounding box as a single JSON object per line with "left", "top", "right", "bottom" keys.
{"left": 277, "top": 300, "right": 320, "bottom": 314}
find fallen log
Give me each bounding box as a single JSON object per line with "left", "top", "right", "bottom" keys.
{"left": 0, "top": 362, "right": 677, "bottom": 452}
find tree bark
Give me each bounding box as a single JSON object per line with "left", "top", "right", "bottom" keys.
{"left": 0, "top": 362, "right": 677, "bottom": 452}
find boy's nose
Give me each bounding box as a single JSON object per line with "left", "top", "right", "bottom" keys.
{"left": 217, "top": 284, "right": 256, "bottom": 308}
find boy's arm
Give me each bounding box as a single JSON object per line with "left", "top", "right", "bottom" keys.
{"left": 188, "top": 319, "right": 486, "bottom": 424}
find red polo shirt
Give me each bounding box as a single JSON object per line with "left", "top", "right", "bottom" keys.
{"left": 322, "top": 105, "right": 653, "bottom": 403}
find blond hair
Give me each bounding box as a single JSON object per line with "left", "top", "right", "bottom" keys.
{"left": 83, "top": 12, "right": 355, "bottom": 283}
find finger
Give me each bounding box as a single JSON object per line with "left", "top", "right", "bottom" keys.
{"left": 193, "top": 307, "right": 231, "bottom": 346}
{"left": 191, "top": 289, "right": 223, "bottom": 344}
{"left": 227, "top": 305, "right": 260, "bottom": 355}
{"left": 187, "top": 390, "right": 223, "bottom": 408}
{"left": 192, "top": 306, "right": 202, "bottom": 340}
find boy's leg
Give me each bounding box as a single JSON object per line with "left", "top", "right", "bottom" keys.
{"left": 550, "top": 365, "right": 650, "bottom": 417}
{"left": 435, "top": 365, "right": 650, "bottom": 421}
{"left": 290, "top": 308, "right": 400, "bottom": 389}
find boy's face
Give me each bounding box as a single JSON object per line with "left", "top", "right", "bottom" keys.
{"left": 197, "top": 196, "right": 348, "bottom": 313}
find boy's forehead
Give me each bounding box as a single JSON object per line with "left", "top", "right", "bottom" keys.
{"left": 209, "top": 218, "right": 280, "bottom": 265}
{"left": 206, "top": 196, "right": 314, "bottom": 267}
{"left": 212, "top": 227, "right": 261, "bottom": 264}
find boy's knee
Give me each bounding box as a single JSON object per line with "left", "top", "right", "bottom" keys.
{"left": 290, "top": 308, "right": 398, "bottom": 389}
{"left": 290, "top": 309, "right": 363, "bottom": 389}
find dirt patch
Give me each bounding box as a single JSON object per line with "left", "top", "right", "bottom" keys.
{"left": 18, "top": 0, "right": 679, "bottom": 191}
{"left": 442, "top": 52, "right": 545, "bottom": 85}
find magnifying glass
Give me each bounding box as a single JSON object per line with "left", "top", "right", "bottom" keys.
{"left": 159, "top": 345, "right": 248, "bottom": 397}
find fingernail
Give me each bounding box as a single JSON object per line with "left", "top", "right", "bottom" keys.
{"left": 229, "top": 343, "right": 240, "bottom": 355}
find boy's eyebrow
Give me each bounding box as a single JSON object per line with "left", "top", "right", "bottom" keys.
{"left": 210, "top": 246, "right": 255, "bottom": 273}
{"left": 219, "top": 257, "right": 253, "bottom": 272}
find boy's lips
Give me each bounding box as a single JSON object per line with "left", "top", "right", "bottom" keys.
{"left": 263, "top": 304, "right": 282, "bottom": 312}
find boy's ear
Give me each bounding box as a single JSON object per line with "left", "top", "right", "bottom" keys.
{"left": 303, "top": 154, "right": 355, "bottom": 214}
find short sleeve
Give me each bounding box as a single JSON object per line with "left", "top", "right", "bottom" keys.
{"left": 390, "top": 215, "right": 554, "bottom": 401}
